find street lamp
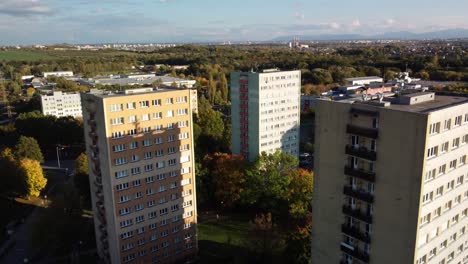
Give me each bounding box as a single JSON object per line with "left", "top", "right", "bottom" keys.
{"left": 56, "top": 145, "right": 65, "bottom": 168}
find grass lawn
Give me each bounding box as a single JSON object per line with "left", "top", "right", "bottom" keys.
{"left": 198, "top": 217, "right": 250, "bottom": 247}
{"left": 0, "top": 50, "right": 56, "bottom": 61}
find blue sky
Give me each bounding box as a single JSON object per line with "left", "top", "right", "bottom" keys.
{"left": 0, "top": 0, "right": 467, "bottom": 45}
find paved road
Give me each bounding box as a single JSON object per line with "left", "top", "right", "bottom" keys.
{"left": 0, "top": 160, "right": 75, "bottom": 263}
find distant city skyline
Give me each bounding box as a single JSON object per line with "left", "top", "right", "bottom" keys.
{"left": 1, "top": 0, "right": 468, "bottom": 45}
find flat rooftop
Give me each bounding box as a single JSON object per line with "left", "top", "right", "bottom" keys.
{"left": 87, "top": 87, "right": 185, "bottom": 99}
{"left": 346, "top": 76, "right": 383, "bottom": 81}
{"left": 352, "top": 93, "right": 468, "bottom": 113}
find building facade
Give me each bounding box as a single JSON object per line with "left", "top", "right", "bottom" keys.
{"left": 311, "top": 92, "right": 468, "bottom": 264}
{"left": 43, "top": 71, "right": 74, "bottom": 77}
{"left": 230, "top": 69, "right": 301, "bottom": 161}
{"left": 41, "top": 91, "right": 83, "bottom": 118}
{"left": 81, "top": 87, "right": 197, "bottom": 264}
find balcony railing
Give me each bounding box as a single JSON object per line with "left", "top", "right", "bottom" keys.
{"left": 343, "top": 186, "right": 374, "bottom": 203}
{"left": 350, "top": 108, "right": 379, "bottom": 117}
{"left": 344, "top": 166, "right": 376, "bottom": 182}
{"left": 345, "top": 145, "right": 377, "bottom": 161}
{"left": 341, "top": 224, "right": 371, "bottom": 243}
{"left": 340, "top": 244, "right": 370, "bottom": 263}
{"left": 346, "top": 125, "right": 378, "bottom": 139}
{"left": 342, "top": 205, "right": 373, "bottom": 224}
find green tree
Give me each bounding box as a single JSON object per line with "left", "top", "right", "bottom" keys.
{"left": 19, "top": 158, "right": 47, "bottom": 197}
{"left": 74, "top": 153, "right": 90, "bottom": 203}
{"left": 15, "top": 136, "right": 44, "bottom": 163}
{"left": 242, "top": 151, "right": 298, "bottom": 213}
{"left": 0, "top": 148, "right": 23, "bottom": 195}
{"left": 220, "top": 73, "right": 229, "bottom": 103}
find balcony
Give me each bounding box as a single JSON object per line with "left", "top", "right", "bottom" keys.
{"left": 341, "top": 224, "right": 371, "bottom": 243}
{"left": 94, "top": 180, "right": 102, "bottom": 189}
{"left": 346, "top": 125, "right": 378, "bottom": 139}
{"left": 340, "top": 244, "right": 370, "bottom": 263}
{"left": 345, "top": 145, "right": 377, "bottom": 161}
{"left": 343, "top": 186, "right": 374, "bottom": 203}
{"left": 87, "top": 119, "right": 96, "bottom": 127}
{"left": 342, "top": 205, "right": 373, "bottom": 224}
{"left": 344, "top": 166, "right": 376, "bottom": 182}
{"left": 90, "top": 144, "right": 99, "bottom": 152}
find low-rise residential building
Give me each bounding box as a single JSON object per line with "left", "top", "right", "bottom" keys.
{"left": 43, "top": 71, "right": 74, "bottom": 78}
{"left": 346, "top": 76, "right": 384, "bottom": 86}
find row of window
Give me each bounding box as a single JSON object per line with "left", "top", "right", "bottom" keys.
{"left": 110, "top": 110, "right": 189, "bottom": 125}
{"left": 109, "top": 97, "right": 188, "bottom": 112}
{"left": 114, "top": 155, "right": 190, "bottom": 167}
{"left": 427, "top": 135, "right": 468, "bottom": 159}
{"left": 121, "top": 230, "right": 193, "bottom": 253}
{"left": 420, "top": 191, "right": 468, "bottom": 227}
{"left": 122, "top": 241, "right": 194, "bottom": 263}
{"left": 120, "top": 210, "right": 193, "bottom": 229}
{"left": 117, "top": 180, "right": 192, "bottom": 204}
{"left": 424, "top": 155, "right": 467, "bottom": 182}
{"left": 114, "top": 166, "right": 191, "bottom": 179}
{"left": 422, "top": 175, "right": 465, "bottom": 205}
{"left": 417, "top": 228, "right": 466, "bottom": 264}
{"left": 429, "top": 114, "right": 468, "bottom": 135}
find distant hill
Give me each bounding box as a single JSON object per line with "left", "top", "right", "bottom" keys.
{"left": 273, "top": 28, "right": 468, "bottom": 41}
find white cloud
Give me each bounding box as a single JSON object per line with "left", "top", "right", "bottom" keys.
{"left": 0, "top": 0, "right": 52, "bottom": 16}
{"left": 351, "top": 19, "right": 361, "bottom": 27}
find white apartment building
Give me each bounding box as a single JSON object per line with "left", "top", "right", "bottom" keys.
{"left": 41, "top": 91, "right": 82, "bottom": 118}
{"left": 346, "top": 76, "right": 383, "bottom": 86}
{"left": 311, "top": 91, "right": 468, "bottom": 264}
{"left": 230, "top": 69, "right": 301, "bottom": 161}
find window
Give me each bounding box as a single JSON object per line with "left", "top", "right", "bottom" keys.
{"left": 168, "top": 147, "right": 176, "bottom": 154}
{"left": 460, "top": 155, "right": 466, "bottom": 165}
{"left": 120, "top": 219, "right": 133, "bottom": 228}
{"left": 155, "top": 137, "right": 163, "bottom": 144}
{"left": 449, "top": 159, "right": 457, "bottom": 170}
{"left": 153, "top": 112, "right": 162, "bottom": 119}
{"left": 184, "top": 222, "right": 192, "bottom": 229}
{"left": 158, "top": 185, "right": 166, "bottom": 192}
{"left": 165, "top": 98, "right": 173, "bottom": 104}
{"left": 425, "top": 169, "right": 436, "bottom": 182}
{"left": 441, "top": 142, "right": 449, "bottom": 153}
{"left": 179, "top": 132, "right": 189, "bottom": 140}
{"left": 178, "top": 120, "right": 188, "bottom": 128}
{"left": 155, "top": 149, "right": 164, "bottom": 157}
{"left": 452, "top": 138, "right": 460, "bottom": 149}
{"left": 120, "top": 231, "right": 134, "bottom": 240}
{"left": 168, "top": 135, "right": 175, "bottom": 142}
{"left": 456, "top": 175, "right": 463, "bottom": 185}
{"left": 144, "top": 164, "right": 154, "bottom": 172}
{"left": 121, "top": 242, "right": 135, "bottom": 251}
{"left": 118, "top": 195, "right": 131, "bottom": 203}
{"left": 146, "top": 176, "right": 155, "bottom": 184}
{"left": 149, "top": 223, "right": 157, "bottom": 230}
{"left": 112, "top": 131, "right": 125, "bottom": 139}
{"left": 131, "top": 167, "right": 141, "bottom": 175}
{"left": 119, "top": 207, "right": 131, "bottom": 216}
{"left": 446, "top": 180, "right": 454, "bottom": 191}
{"left": 177, "top": 108, "right": 188, "bottom": 116}
{"left": 427, "top": 146, "right": 438, "bottom": 159}
{"left": 133, "top": 179, "right": 141, "bottom": 187}
{"left": 454, "top": 115, "right": 462, "bottom": 126}
{"left": 181, "top": 167, "right": 190, "bottom": 175}
{"left": 127, "top": 102, "right": 136, "bottom": 109}
{"left": 422, "top": 192, "right": 433, "bottom": 204}
{"left": 146, "top": 188, "right": 155, "bottom": 196}
{"left": 135, "top": 204, "right": 144, "bottom": 211}
{"left": 129, "top": 141, "right": 138, "bottom": 149}
{"left": 180, "top": 155, "right": 190, "bottom": 163}
{"left": 157, "top": 173, "right": 166, "bottom": 180}
{"left": 114, "top": 157, "right": 127, "bottom": 166}
{"left": 127, "top": 129, "right": 137, "bottom": 136}
{"left": 167, "top": 123, "right": 174, "bottom": 130}
{"left": 438, "top": 164, "right": 446, "bottom": 175}
{"left": 444, "top": 119, "right": 451, "bottom": 130}
{"left": 421, "top": 213, "right": 431, "bottom": 225}
{"left": 166, "top": 110, "right": 173, "bottom": 117}
{"left": 113, "top": 144, "right": 126, "bottom": 152}
{"left": 168, "top": 159, "right": 177, "bottom": 166}
{"left": 131, "top": 154, "right": 140, "bottom": 162}
{"left": 182, "top": 200, "right": 192, "bottom": 208}
{"left": 170, "top": 182, "right": 177, "bottom": 189}
{"left": 463, "top": 134, "right": 468, "bottom": 144}
{"left": 148, "top": 211, "right": 157, "bottom": 219}
{"left": 180, "top": 144, "right": 189, "bottom": 151}
{"left": 135, "top": 215, "right": 145, "bottom": 223}
{"left": 110, "top": 104, "right": 123, "bottom": 112}
{"left": 156, "top": 161, "right": 165, "bottom": 169}
{"left": 169, "top": 171, "right": 177, "bottom": 177}
{"left": 429, "top": 122, "right": 440, "bottom": 134}
{"left": 171, "top": 204, "right": 179, "bottom": 212}
{"left": 152, "top": 99, "right": 161, "bottom": 106}
{"left": 435, "top": 186, "right": 443, "bottom": 197}
{"left": 143, "top": 139, "right": 152, "bottom": 147}
{"left": 111, "top": 117, "right": 124, "bottom": 125}
{"left": 116, "top": 183, "right": 129, "bottom": 191}
{"left": 159, "top": 208, "right": 168, "bottom": 215}
{"left": 148, "top": 200, "right": 156, "bottom": 207}
{"left": 128, "top": 115, "right": 137, "bottom": 123}
{"left": 183, "top": 211, "right": 193, "bottom": 218}
{"left": 115, "top": 170, "right": 129, "bottom": 179}
{"left": 140, "top": 101, "right": 149, "bottom": 108}
{"left": 144, "top": 151, "right": 152, "bottom": 160}
{"left": 141, "top": 127, "right": 151, "bottom": 134}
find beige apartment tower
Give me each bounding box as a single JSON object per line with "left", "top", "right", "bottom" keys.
{"left": 311, "top": 92, "right": 468, "bottom": 264}
{"left": 81, "top": 88, "right": 197, "bottom": 264}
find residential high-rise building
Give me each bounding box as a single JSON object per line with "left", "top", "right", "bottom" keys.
{"left": 81, "top": 87, "right": 197, "bottom": 264}
{"left": 41, "top": 91, "right": 82, "bottom": 118}
{"left": 311, "top": 91, "right": 468, "bottom": 264}
{"left": 230, "top": 69, "right": 301, "bottom": 161}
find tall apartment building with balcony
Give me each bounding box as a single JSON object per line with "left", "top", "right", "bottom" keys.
{"left": 41, "top": 91, "right": 83, "bottom": 118}
{"left": 311, "top": 91, "right": 468, "bottom": 264}
{"left": 81, "top": 87, "right": 197, "bottom": 264}
{"left": 230, "top": 69, "right": 301, "bottom": 161}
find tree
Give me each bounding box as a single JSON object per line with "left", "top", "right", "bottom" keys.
{"left": 241, "top": 151, "right": 298, "bottom": 214}
{"left": 245, "top": 213, "right": 285, "bottom": 263}
{"left": 18, "top": 158, "right": 47, "bottom": 197}
{"left": 205, "top": 153, "right": 247, "bottom": 208}
{"left": 15, "top": 136, "right": 44, "bottom": 163}
{"left": 0, "top": 148, "right": 23, "bottom": 195}
{"left": 220, "top": 73, "right": 229, "bottom": 103}
{"left": 74, "top": 153, "right": 90, "bottom": 203}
